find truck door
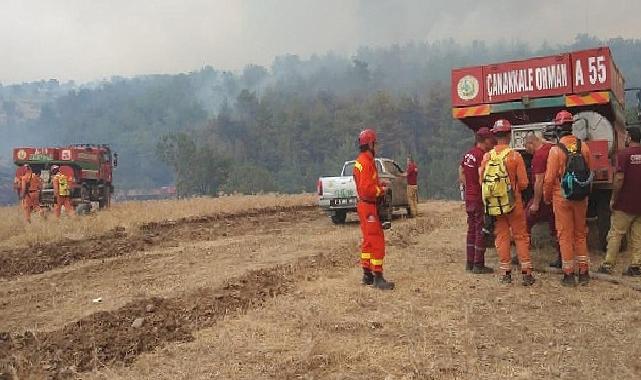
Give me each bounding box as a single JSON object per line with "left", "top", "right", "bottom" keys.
{"left": 383, "top": 160, "right": 407, "bottom": 206}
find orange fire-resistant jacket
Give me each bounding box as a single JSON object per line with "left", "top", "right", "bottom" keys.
{"left": 543, "top": 136, "right": 592, "bottom": 203}
{"left": 353, "top": 151, "right": 383, "bottom": 203}
{"left": 20, "top": 172, "right": 42, "bottom": 197}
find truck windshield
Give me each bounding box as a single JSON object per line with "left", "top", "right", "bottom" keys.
{"left": 383, "top": 161, "right": 402, "bottom": 176}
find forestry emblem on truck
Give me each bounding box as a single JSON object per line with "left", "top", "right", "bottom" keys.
{"left": 457, "top": 75, "right": 479, "bottom": 101}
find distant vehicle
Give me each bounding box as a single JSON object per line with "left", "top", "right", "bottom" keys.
{"left": 451, "top": 46, "right": 636, "bottom": 249}
{"left": 115, "top": 186, "right": 177, "bottom": 201}
{"left": 13, "top": 144, "right": 117, "bottom": 211}
{"left": 318, "top": 158, "right": 410, "bottom": 224}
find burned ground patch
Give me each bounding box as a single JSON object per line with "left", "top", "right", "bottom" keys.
{"left": 0, "top": 205, "right": 317, "bottom": 279}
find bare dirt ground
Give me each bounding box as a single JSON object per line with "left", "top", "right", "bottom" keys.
{"left": 1, "top": 198, "right": 641, "bottom": 380}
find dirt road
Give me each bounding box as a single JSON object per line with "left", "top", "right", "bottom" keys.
{"left": 1, "top": 200, "right": 641, "bottom": 379}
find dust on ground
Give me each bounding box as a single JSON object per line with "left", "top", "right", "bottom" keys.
{"left": 1, "top": 199, "right": 641, "bottom": 380}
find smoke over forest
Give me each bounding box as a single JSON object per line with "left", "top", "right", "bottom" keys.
{"left": 1, "top": 1, "right": 641, "bottom": 203}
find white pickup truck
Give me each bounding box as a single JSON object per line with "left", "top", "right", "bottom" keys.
{"left": 317, "top": 158, "right": 410, "bottom": 224}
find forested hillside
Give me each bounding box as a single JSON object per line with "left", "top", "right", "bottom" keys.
{"left": 2, "top": 34, "right": 641, "bottom": 200}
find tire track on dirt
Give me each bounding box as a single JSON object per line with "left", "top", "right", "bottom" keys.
{"left": 0, "top": 205, "right": 317, "bottom": 279}
{"left": 0, "top": 244, "right": 353, "bottom": 379}
{"left": 0, "top": 209, "right": 447, "bottom": 379}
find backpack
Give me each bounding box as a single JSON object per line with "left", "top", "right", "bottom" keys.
{"left": 558, "top": 139, "right": 593, "bottom": 201}
{"left": 57, "top": 174, "right": 70, "bottom": 196}
{"left": 482, "top": 148, "right": 516, "bottom": 216}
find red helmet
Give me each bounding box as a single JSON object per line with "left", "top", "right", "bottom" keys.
{"left": 492, "top": 119, "right": 512, "bottom": 133}
{"left": 555, "top": 110, "right": 574, "bottom": 126}
{"left": 358, "top": 129, "right": 377, "bottom": 146}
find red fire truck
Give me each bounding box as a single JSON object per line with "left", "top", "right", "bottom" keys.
{"left": 13, "top": 144, "right": 118, "bottom": 211}
{"left": 451, "top": 46, "right": 632, "bottom": 249}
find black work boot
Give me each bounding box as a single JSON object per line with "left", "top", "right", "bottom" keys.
{"left": 381, "top": 221, "right": 392, "bottom": 230}
{"left": 499, "top": 272, "right": 512, "bottom": 284}
{"left": 466, "top": 262, "right": 474, "bottom": 272}
{"left": 623, "top": 266, "right": 641, "bottom": 277}
{"left": 472, "top": 264, "right": 494, "bottom": 274}
{"left": 373, "top": 272, "right": 395, "bottom": 290}
{"left": 561, "top": 273, "right": 576, "bottom": 287}
{"left": 522, "top": 273, "right": 536, "bottom": 287}
{"left": 578, "top": 271, "right": 590, "bottom": 286}
{"left": 362, "top": 269, "right": 374, "bottom": 286}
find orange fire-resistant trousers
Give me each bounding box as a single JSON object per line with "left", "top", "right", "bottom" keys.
{"left": 494, "top": 202, "right": 532, "bottom": 274}
{"left": 22, "top": 192, "right": 44, "bottom": 223}
{"left": 358, "top": 201, "right": 386, "bottom": 273}
{"left": 553, "top": 197, "right": 589, "bottom": 274}
{"left": 54, "top": 196, "right": 74, "bottom": 218}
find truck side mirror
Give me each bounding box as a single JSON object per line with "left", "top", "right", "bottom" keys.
{"left": 113, "top": 153, "right": 118, "bottom": 167}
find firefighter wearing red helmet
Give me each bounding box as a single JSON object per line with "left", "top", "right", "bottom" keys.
{"left": 20, "top": 164, "right": 46, "bottom": 223}
{"left": 544, "top": 110, "right": 593, "bottom": 286}
{"left": 554, "top": 110, "right": 574, "bottom": 127}
{"left": 492, "top": 119, "right": 512, "bottom": 133}
{"left": 480, "top": 119, "right": 534, "bottom": 286}
{"left": 354, "top": 128, "right": 394, "bottom": 290}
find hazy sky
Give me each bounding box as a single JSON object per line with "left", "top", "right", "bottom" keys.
{"left": 1, "top": 0, "right": 641, "bottom": 84}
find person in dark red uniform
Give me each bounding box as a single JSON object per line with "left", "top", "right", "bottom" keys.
{"left": 525, "top": 133, "right": 562, "bottom": 268}
{"left": 598, "top": 127, "right": 641, "bottom": 275}
{"left": 354, "top": 128, "right": 395, "bottom": 290}
{"left": 459, "top": 127, "right": 495, "bottom": 274}
{"left": 406, "top": 157, "right": 419, "bottom": 217}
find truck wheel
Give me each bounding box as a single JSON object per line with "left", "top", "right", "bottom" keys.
{"left": 75, "top": 203, "right": 91, "bottom": 216}
{"left": 378, "top": 193, "right": 393, "bottom": 222}
{"left": 331, "top": 211, "right": 347, "bottom": 224}
{"left": 99, "top": 189, "right": 111, "bottom": 209}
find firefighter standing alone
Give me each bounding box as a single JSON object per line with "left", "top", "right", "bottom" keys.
{"left": 354, "top": 129, "right": 394, "bottom": 290}
{"left": 20, "top": 164, "right": 45, "bottom": 223}
{"left": 52, "top": 165, "right": 74, "bottom": 218}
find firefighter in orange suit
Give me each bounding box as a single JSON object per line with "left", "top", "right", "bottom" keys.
{"left": 51, "top": 165, "right": 74, "bottom": 218}
{"left": 479, "top": 120, "right": 535, "bottom": 286}
{"left": 20, "top": 164, "right": 45, "bottom": 223}
{"left": 544, "top": 110, "right": 593, "bottom": 286}
{"left": 354, "top": 129, "right": 394, "bottom": 290}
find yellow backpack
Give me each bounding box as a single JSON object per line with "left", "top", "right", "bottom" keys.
{"left": 482, "top": 148, "right": 515, "bottom": 216}
{"left": 57, "top": 174, "right": 70, "bottom": 196}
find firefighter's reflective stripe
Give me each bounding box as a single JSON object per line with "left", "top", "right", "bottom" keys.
{"left": 354, "top": 161, "right": 363, "bottom": 172}
{"left": 360, "top": 252, "right": 371, "bottom": 260}
{"left": 370, "top": 258, "right": 384, "bottom": 266}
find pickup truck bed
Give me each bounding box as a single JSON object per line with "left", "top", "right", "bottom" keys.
{"left": 318, "top": 158, "right": 410, "bottom": 224}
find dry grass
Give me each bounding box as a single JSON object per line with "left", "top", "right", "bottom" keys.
{"left": 0, "top": 194, "right": 316, "bottom": 248}
{"left": 4, "top": 200, "right": 641, "bottom": 379}
{"left": 83, "top": 201, "right": 641, "bottom": 379}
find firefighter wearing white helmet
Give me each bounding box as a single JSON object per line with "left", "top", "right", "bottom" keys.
{"left": 52, "top": 165, "right": 74, "bottom": 218}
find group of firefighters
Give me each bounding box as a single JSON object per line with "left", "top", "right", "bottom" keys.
{"left": 15, "top": 164, "right": 75, "bottom": 223}
{"left": 353, "top": 109, "right": 641, "bottom": 290}
{"left": 460, "top": 110, "right": 641, "bottom": 286}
